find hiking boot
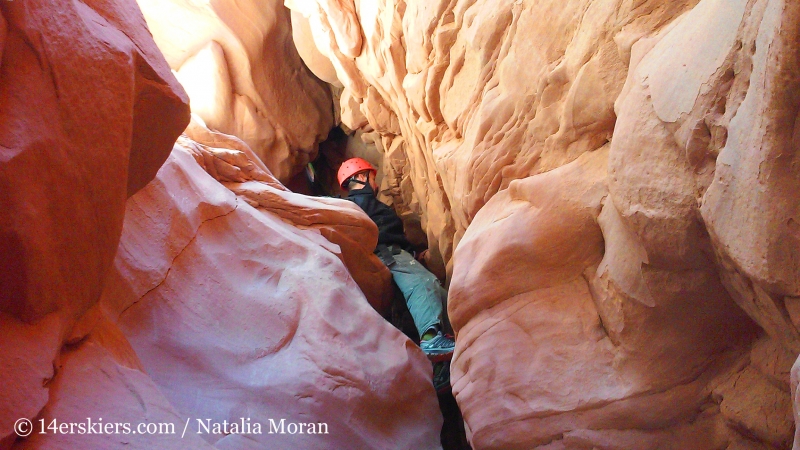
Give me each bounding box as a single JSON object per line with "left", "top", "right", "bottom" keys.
{"left": 433, "top": 361, "right": 451, "bottom": 395}
{"left": 420, "top": 331, "right": 455, "bottom": 362}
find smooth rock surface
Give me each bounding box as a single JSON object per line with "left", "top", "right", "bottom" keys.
{"left": 100, "top": 124, "right": 441, "bottom": 449}
{"left": 136, "top": 0, "right": 334, "bottom": 181}
{"left": 15, "top": 311, "right": 213, "bottom": 450}
{"left": 0, "top": 0, "right": 189, "bottom": 446}
{"left": 5, "top": 0, "right": 800, "bottom": 448}
{"left": 287, "top": 0, "right": 708, "bottom": 271}
{"left": 289, "top": 0, "right": 800, "bottom": 448}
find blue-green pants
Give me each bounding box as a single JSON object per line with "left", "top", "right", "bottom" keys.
{"left": 389, "top": 250, "right": 445, "bottom": 337}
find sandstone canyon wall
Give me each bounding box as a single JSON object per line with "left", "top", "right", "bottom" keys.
{"left": 288, "top": 0, "right": 800, "bottom": 448}
{"left": 98, "top": 121, "right": 441, "bottom": 449}
{"left": 136, "top": 0, "right": 335, "bottom": 182}
{"left": 4, "top": 0, "right": 800, "bottom": 448}
{"left": 0, "top": 0, "right": 193, "bottom": 447}
{"left": 0, "top": 0, "right": 443, "bottom": 449}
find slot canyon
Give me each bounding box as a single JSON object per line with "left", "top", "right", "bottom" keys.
{"left": 1, "top": 0, "right": 799, "bottom": 448}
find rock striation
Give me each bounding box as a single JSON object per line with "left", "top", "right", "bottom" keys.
{"left": 99, "top": 121, "right": 441, "bottom": 449}
{"left": 289, "top": 0, "right": 800, "bottom": 448}
{"left": 1, "top": 1, "right": 441, "bottom": 449}
{"left": 4, "top": 0, "right": 800, "bottom": 447}
{"left": 136, "top": 0, "right": 335, "bottom": 182}
{"left": 0, "top": 0, "right": 189, "bottom": 447}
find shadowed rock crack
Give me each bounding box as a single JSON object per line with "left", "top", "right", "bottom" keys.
{"left": 119, "top": 199, "right": 240, "bottom": 316}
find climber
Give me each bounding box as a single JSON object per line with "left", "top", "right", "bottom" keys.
{"left": 338, "top": 157, "right": 456, "bottom": 364}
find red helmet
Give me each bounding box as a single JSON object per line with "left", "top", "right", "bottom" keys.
{"left": 337, "top": 157, "right": 376, "bottom": 189}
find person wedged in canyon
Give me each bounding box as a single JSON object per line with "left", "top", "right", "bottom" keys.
{"left": 338, "top": 158, "right": 455, "bottom": 391}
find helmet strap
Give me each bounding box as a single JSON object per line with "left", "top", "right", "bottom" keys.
{"left": 346, "top": 176, "right": 365, "bottom": 188}
{"left": 348, "top": 171, "right": 373, "bottom": 188}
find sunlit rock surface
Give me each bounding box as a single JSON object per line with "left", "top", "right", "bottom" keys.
{"left": 0, "top": 0, "right": 189, "bottom": 446}
{"left": 4, "top": 0, "right": 800, "bottom": 447}
{"left": 287, "top": 0, "right": 705, "bottom": 270}
{"left": 100, "top": 122, "right": 441, "bottom": 449}
{"left": 136, "top": 0, "right": 334, "bottom": 181}
{"left": 0, "top": 0, "right": 439, "bottom": 448}
{"left": 290, "top": 0, "right": 800, "bottom": 448}
{"left": 15, "top": 310, "right": 213, "bottom": 449}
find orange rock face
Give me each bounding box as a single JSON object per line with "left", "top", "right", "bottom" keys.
{"left": 1, "top": 0, "right": 440, "bottom": 449}
{"left": 0, "top": 0, "right": 189, "bottom": 446}
{"left": 136, "top": 0, "right": 334, "bottom": 182}
{"left": 290, "top": 0, "right": 800, "bottom": 448}
{"left": 99, "top": 123, "right": 440, "bottom": 449}
{"left": 5, "top": 0, "right": 800, "bottom": 447}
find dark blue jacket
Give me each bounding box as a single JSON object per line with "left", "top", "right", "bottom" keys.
{"left": 347, "top": 184, "right": 411, "bottom": 252}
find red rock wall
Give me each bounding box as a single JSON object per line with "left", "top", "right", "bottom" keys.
{"left": 136, "top": 0, "right": 335, "bottom": 182}
{"left": 0, "top": 0, "right": 190, "bottom": 447}
{"left": 289, "top": 0, "right": 800, "bottom": 448}
{"left": 5, "top": 0, "right": 799, "bottom": 447}
{"left": 99, "top": 122, "right": 440, "bottom": 449}
{"left": 1, "top": 0, "right": 442, "bottom": 449}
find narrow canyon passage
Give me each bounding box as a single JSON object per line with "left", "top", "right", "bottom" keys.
{"left": 1, "top": 0, "right": 800, "bottom": 449}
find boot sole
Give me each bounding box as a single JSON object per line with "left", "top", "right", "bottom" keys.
{"left": 426, "top": 351, "right": 454, "bottom": 363}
